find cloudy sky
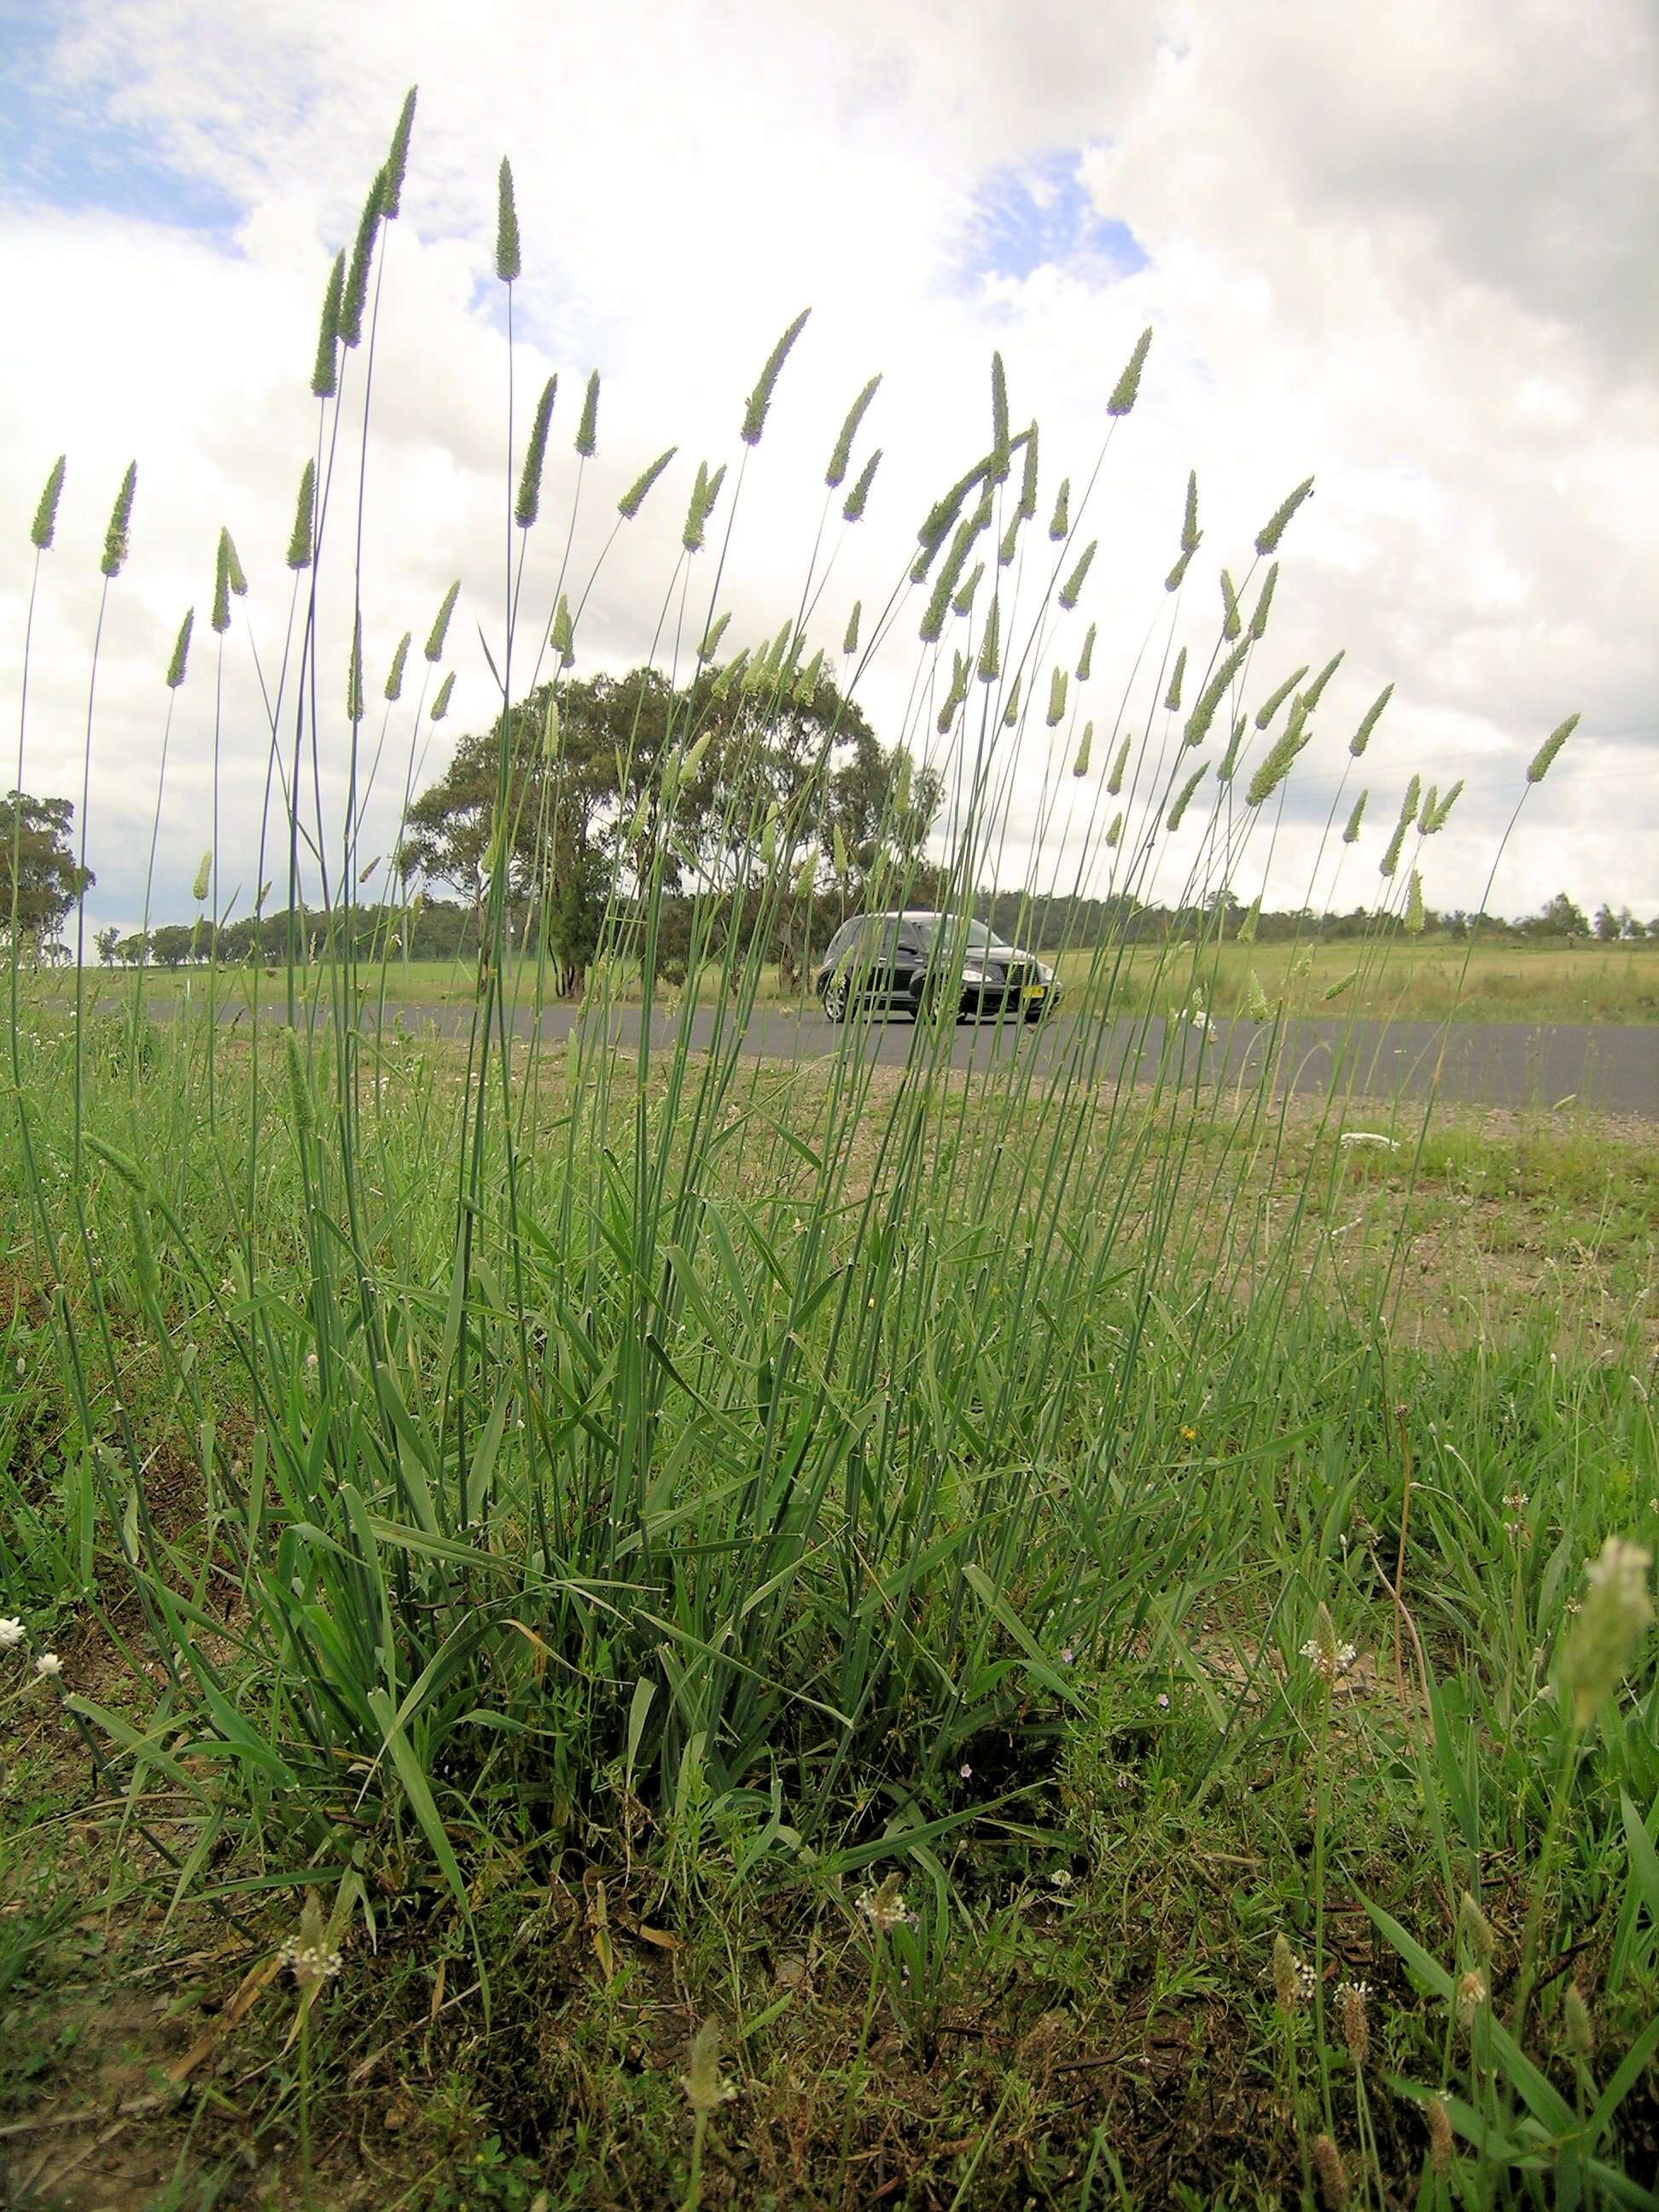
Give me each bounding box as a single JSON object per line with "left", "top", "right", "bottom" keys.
{"left": 2, "top": 0, "right": 1655, "bottom": 940}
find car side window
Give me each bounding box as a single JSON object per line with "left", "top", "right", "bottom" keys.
{"left": 824, "top": 921, "right": 857, "bottom": 962}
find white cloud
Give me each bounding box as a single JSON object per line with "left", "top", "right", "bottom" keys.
{"left": 1, "top": 0, "right": 1654, "bottom": 944}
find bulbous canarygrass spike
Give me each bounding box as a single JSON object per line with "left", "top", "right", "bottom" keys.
{"left": 223, "top": 530, "right": 247, "bottom": 596}
{"left": 381, "top": 87, "right": 416, "bottom": 218}
{"left": 165, "top": 607, "right": 194, "bottom": 690}
{"left": 1106, "top": 326, "right": 1152, "bottom": 416}
{"left": 1302, "top": 650, "right": 1345, "bottom": 710}
{"left": 384, "top": 632, "right": 410, "bottom": 701}
{"left": 1398, "top": 772, "right": 1421, "bottom": 826}
{"left": 575, "top": 370, "right": 599, "bottom": 457}
{"left": 618, "top": 446, "right": 677, "bottom": 520}
{"left": 1220, "top": 570, "right": 1241, "bottom": 641}
{"left": 1073, "top": 721, "right": 1092, "bottom": 777}
{"left": 495, "top": 158, "right": 521, "bottom": 282}
{"left": 825, "top": 373, "right": 882, "bottom": 489}
{"left": 286, "top": 459, "right": 315, "bottom": 570}
{"left": 1348, "top": 684, "right": 1393, "bottom": 757}
{"left": 700, "top": 611, "right": 731, "bottom": 662}
{"left": 1047, "top": 667, "right": 1068, "bottom": 726}
{"left": 284, "top": 1029, "right": 316, "bottom": 1143}
{"left": 1249, "top": 562, "right": 1278, "bottom": 641}
{"left": 1527, "top": 713, "right": 1580, "bottom": 783}
{"left": 429, "top": 671, "right": 455, "bottom": 720}
{"left": 1255, "top": 666, "right": 1308, "bottom": 731}
{"left": 1184, "top": 639, "right": 1249, "bottom": 748}
{"left": 1164, "top": 648, "right": 1186, "bottom": 713}
{"left": 1342, "top": 789, "right": 1368, "bottom": 842}
{"left": 1106, "top": 809, "right": 1123, "bottom": 847}
{"left": 1180, "top": 469, "right": 1200, "bottom": 554}
{"left": 551, "top": 595, "right": 575, "bottom": 662}
{"left": 1419, "top": 784, "right": 1439, "bottom": 832}
{"left": 795, "top": 649, "right": 824, "bottom": 704}
{"left": 1165, "top": 546, "right": 1196, "bottom": 591}
{"left": 1001, "top": 674, "right": 1022, "bottom": 727}
{"left": 212, "top": 528, "right": 233, "bottom": 632}
{"left": 1167, "top": 763, "right": 1205, "bottom": 830}
{"left": 1255, "top": 476, "right": 1315, "bottom": 556}
{"left": 346, "top": 614, "right": 364, "bottom": 722}
{"left": 842, "top": 446, "right": 882, "bottom": 522}
{"left": 1378, "top": 817, "right": 1408, "bottom": 877}
{"left": 1426, "top": 777, "right": 1464, "bottom": 831}
{"left": 30, "top": 455, "right": 66, "bottom": 550}
{"left": 976, "top": 597, "right": 1000, "bottom": 681}
{"left": 515, "top": 374, "right": 557, "bottom": 528}
{"left": 1108, "top": 735, "right": 1130, "bottom": 795}
{"left": 311, "top": 252, "right": 345, "bottom": 399}
{"left": 998, "top": 516, "right": 1021, "bottom": 568}
{"left": 682, "top": 461, "right": 727, "bottom": 553}
{"left": 1076, "top": 622, "right": 1096, "bottom": 681}
{"left": 192, "top": 850, "right": 212, "bottom": 902}
{"left": 340, "top": 167, "right": 387, "bottom": 348}
{"left": 990, "top": 352, "right": 1010, "bottom": 472}
{"left": 842, "top": 601, "right": 861, "bottom": 656}
{"left": 922, "top": 503, "right": 990, "bottom": 640}
{"left": 101, "top": 461, "right": 137, "bottom": 579}
{"left": 952, "top": 561, "right": 983, "bottom": 617}
{"left": 1058, "top": 538, "right": 1097, "bottom": 610}
{"left": 1016, "top": 422, "right": 1039, "bottom": 521}
{"left": 1049, "top": 478, "right": 1069, "bottom": 540}
{"left": 425, "top": 579, "right": 459, "bottom": 661}
{"left": 1406, "top": 869, "right": 1426, "bottom": 932}
{"left": 741, "top": 306, "right": 812, "bottom": 445}
{"left": 1245, "top": 723, "right": 1305, "bottom": 807}
{"left": 1217, "top": 717, "right": 1245, "bottom": 783}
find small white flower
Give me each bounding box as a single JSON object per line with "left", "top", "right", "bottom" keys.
{"left": 1339, "top": 1132, "right": 1399, "bottom": 1150}
{"left": 0, "top": 1617, "right": 25, "bottom": 1650}
{"left": 959, "top": 1762, "right": 973, "bottom": 1779}
{"left": 1050, "top": 1867, "right": 1074, "bottom": 1889}
{"left": 306, "top": 1351, "right": 319, "bottom": 1371}
{"left": 1059, "top": 1646, "right": 1075, "bottom": 1665}
{"left": 35, "top": 1651, "right": 63, "bottom": 1678}
{"left": 1155, "top": 1692, "right": 1171, "bottom": 1710}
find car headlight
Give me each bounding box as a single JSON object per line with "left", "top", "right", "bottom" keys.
{"left": 1033, "top": 960, "right": 1054, "bottom": 983}
{"left": 960, "top": 964, "right": 988, "bottom": 983}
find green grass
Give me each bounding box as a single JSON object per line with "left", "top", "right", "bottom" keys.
{"left": 6, "top": 100, "right": 1656, "bottom": 2212}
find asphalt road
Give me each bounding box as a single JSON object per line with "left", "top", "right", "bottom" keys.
{"left": 349, "top": 998, "right": 1657, "bottom": 1113}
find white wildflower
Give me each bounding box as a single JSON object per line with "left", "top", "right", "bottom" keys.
{"left": 35, "top": 1651, "right": 64, "bottom": 1678}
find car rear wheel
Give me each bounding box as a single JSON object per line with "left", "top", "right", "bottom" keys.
{"left": 822, "top": 975, "right": 848, "bottom": 1024}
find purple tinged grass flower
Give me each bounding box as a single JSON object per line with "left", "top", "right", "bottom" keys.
{"left": 1001, "top": 673, "right": 1022, "bottom": 727}
{"left": 741, "top": 307, "right": 812, "bottom": 445}
{"left": 1072, "top": 722, "right": 1092, "bottom": 777}
{"left": 843, "top": 601, "right": 861, "bottom": 657}
{"left": 30, "top": 456, "right": 66, "bottom": 550}
{"left": 1046, "top": 667, "right": 1068, "bottom": 727}
{"left": 1076, "top": 622, "right": 1096, "bottom": 681}
{"left": 1058, "top": 539, "right": 1096, "bottom": 611}
{"left": 1049, "top": 477, "right": 1069, "bottom": 540}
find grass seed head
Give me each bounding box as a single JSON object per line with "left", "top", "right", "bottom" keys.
{"left": 1107, "top": 325, "right": 1153, "bottom": 416}
{"left": 425, "top": 579, "right": 459, "bottom": 662}
{"left": 1165, "top": 546, "right": 1196, "bottom": 591}
{"left": 1527, "top": 713, "right": 1580, "bottom": 784}
{"left": 1167, "top": 763, "right": 1205, "bottom": 830}
{"left": 1458, "top": 1890, "right": 1495, "bottom": 1966}
{"left": 1016, "top": 420, "right": 1039, "bottom": 521}
{"left": 430, "top": 670, "right": 455, "bottom": 721}
{"left": 1164, "top": 647, "right": 1187, "bottom": 713}
{"left": 1180, "top": 468, "right": 1201, "bottom": 553}
{"left": 1561, "top": 1536, "right": 1654, "bottom": 1725}
{"left": 165, "top": 607, "right": 195, "bottom": 690}
{"left": 340, "top": 166, "right": 387, "bottom": 346}
{"left": 1406, "top": 868, "right": 1426, "bottom": 932}
{"left": 618, "top": 445, "right": 677, "bottom": 521}
{"left": 551, "top": 594, "right": 575, "bottom": 664}
{"left": 976, "top": 596, "right": 1001, "bottom": 681}
{"left": 384, "top": 631, "right": 410, "bottom": 701}
{"left": 381, "top": 86, "right": 417, "bottom": 218}
{"left": 843, "top": 600, "right": 861, "bottom": 656}
{"left": 1049, "top": 476, "right": 1070, "bottom": 540}
{"left": 212, "top": 529, "right": 233, "bottom": 633}
{"left": 1255, "top": 475, "right": 1315, "bottom": 556}
{"left": 1074, "top": 721, "right": 1093, "bottom": 777}
{"left": 1220, "top": 568, "right": 1241, "bottom": 640}
{"left": 1339, "top": 1982, "right": 1371, "bottom": 2067}
{"left": 1349, "top": 684, "right": 1393, "bottom": 757}
{"left": 30, "top": 455, "right": 67, "bottom": 550}
{"left": 990, "top": 351, "right": 1010, "bottom": 473}
{"left": 1058, "top": 538, "right": 1097, "bottom": 610}
{"left": 1185, "top": 640, "right": 1249, "bottom": 749}
{"left": 825, "top": 372, "right": 882, "bottom": 488}
{"left": 1108, "top": 735, "right": 1131, "bottom": 795}
{"left": 1313, "top": 2134, "right": 1349, "bottom": 2209}
{"left": 1456, "top": 1967, "right": 1489, "bottom": 2030}
{"left": 1342, "top": 789, "right": 1368, "bottom": 843}
{"left": 346, "top": 613, "right": 364, "bottom": 722}
{"left": 101, "top": 462, "right": 137, "bottom": 579}
{"left": 681, "top": 2021, "right": 727, "bottom": 2115}
{"left": 575, "top": 368, "right": 600, "bottom": 457}
{"left": 1217, "top": 716, "right": 1246, "bottom": 784}
{"left": 495, "top": 157, "right": 521, "bottom": 283}
{"left": 192, "top": 851, "right": 212, "bottom": 902}
{"left": 1564, "top": 1983, "right": 1595, "bottom": 2058}
{"left": 1076, "top": 621, "right": 1096, "bottom": 681}
{"left": 1106, "top": 807, "right": 1123, "bottom": 847}
{"left": 311, "top": 251, "right": 345, "bottom": 399}
{"left": 700, "top": 611, "right": 731, "bottom": 663}
{"left": 1423, "top": 777, "right": 1464, "bottom": 832}
{"left": 842, "top": 445, "right": 882, "bottom": 521}
{"left": 1248, "top": 561, "right": 1279, "bottom": 641}
{"left": 1424, "top": 2097, "right": 1454, "bottom": 2174}
{"left": 998, "top": 515, "right": 1022, "bottom": 568}
{"left": 286, "top": 459, "right": 315, "bottom": 571}
{"left": 1001, "top": 672, "right": 1022, "bottom": 726}
{"left": 741, "top": 306, "right": 812, "bottom": 445}
{"left": 515, "top": 374, "right": 557, "bottom": 527}
{"left": 1302, "top": 649, "right": 1345, "bottom": 711}
{"left": 542, "top": 696, "right": 561, "bottom": 759}
{"left": 952, "top": 560, "right": 984, "bottom": 616}
{"left": 1047, "top": 667, "right": 1068, "bottom": 727}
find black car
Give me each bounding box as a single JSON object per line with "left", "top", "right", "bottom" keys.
{"left": 812, "top": 911, "right": 1060, "bottom": 1025}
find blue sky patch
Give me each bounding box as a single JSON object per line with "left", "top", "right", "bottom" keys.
{"left": 960, "top": 149, "right": 1147, "bottom": 288}
{"left": 0, "top": 17, "right": 240, "bottom": 236}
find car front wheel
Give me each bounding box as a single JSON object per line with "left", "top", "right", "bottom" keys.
{"left": 822, "top": 975, "right": 849, "bottom": 1024}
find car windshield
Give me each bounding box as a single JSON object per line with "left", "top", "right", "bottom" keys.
{"left": 917, "top": 919, "right": 1012, "bottom": 952}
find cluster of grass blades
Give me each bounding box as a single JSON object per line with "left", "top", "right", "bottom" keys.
{"left": 6, "top": 89, "right": 1656, "bottom": 2210}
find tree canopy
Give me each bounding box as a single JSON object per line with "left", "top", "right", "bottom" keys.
{"left": 1, "top": 791, "right": 92, "bottom": 954}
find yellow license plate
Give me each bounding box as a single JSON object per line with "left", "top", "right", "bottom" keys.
{"left": 1025, "top": 984, "right": 1046, "bottom": 1003}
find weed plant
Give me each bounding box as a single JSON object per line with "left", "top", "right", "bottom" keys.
{"left": 3, "top": 96, "right": 1656, "bottom": 2209}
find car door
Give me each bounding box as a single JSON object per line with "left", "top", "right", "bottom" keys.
{"left": 889, "top": 922, "right": 928, "bottom": 1008}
